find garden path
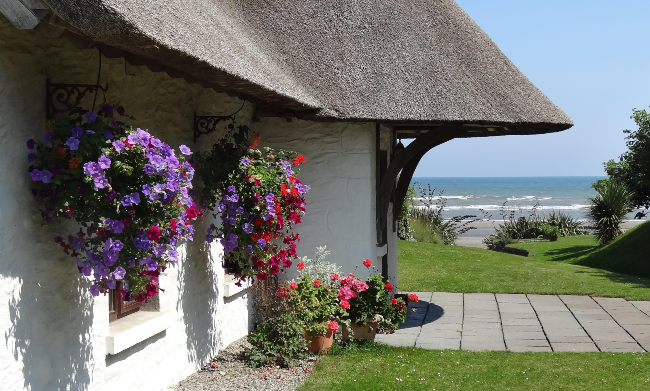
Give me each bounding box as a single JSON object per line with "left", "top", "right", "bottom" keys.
{"left": 378, "top": 292, "right": 650, "bottom": 352}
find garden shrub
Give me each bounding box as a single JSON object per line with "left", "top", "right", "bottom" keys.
{"left": 246, "top": 312, "right": 308, "bottom": 368}
{"left": 546, "top": 210, "right": 586, "bottom": 236}
{"left": 587, "top": 179, "right": 635, "bottom": 245}
{"left": 397, "top": 184, "right": 416, "bottom": 241}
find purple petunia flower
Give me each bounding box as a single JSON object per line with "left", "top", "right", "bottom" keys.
{"left": 110, "top": 120, "right": 117, "bottom": 128}
{"left": 206, "top": 235, "right": 214, "bottom": 243}
{"left": 113, "top": 221, "right": 124, "bottom": 234}
{"left": 116, "top": 106, "right": 125, "bottom": 116}
{"left": 104, "top": 131, "right": 114, "bottom": 139}
{"left": 81, "top": 266, "right": 92, "bottom": 276}
{"left": 242, "top": 223, "right": 253, "bottom": 234}
{"left": 89, "top": 284, "right": 100, "bottom": 296}
{"left": 85, "top": 111, "right": 97, "bottom": 123}
{"left": 151, "top": 138, "right": 162, "bottom": 148}
{"left": 41, "top": 170, "right": 53, "bottom": 183}
{"left": 143, "top": 164, "right": 155, "bottom": 175}
{"left": 43, "top": 131, "right": 55, "bottom": 142}
{"left": 145, "top": 258, "right": 158, "bottom": 271}
{"left": 106, "top": 280, "right": 117, "bottom": 290}
{"left": 71, "top": 127, "right": 83, "bottom": 137}
{"left": 107, "top": 190, "right": 117, "bottom": 201}
{"left": 101, "top": 103, "right": 113, "bottom": 115}
{"left": 244, "top": 245, "right": 253, "bottom": 254}
{"left": 83, "top": 162, "right": 101, "bottom": 175}
{"left": 27, "top": 139, "right": 35, "bottom": 149}
{"left": 30, "top": 169, "right": 42, "bottom": 181}
{"left": 98, "top": 155, "right": 111, "bottom": 169}
{"left": 142, "top": 184, "right": 152, "bottom": 195}
{"left": 113, "top": 140, "right": 125, "bottom": 152}
{"left": 240, "top": 157, "right": 251, "bottom": 166}
{"left": 113, "top": 266, "right": 126, "bottom": 280}
{"left": 179, "top": 145, "right": 191, "bottom": 155}
{"left": 167, "top": 249, "right": 178, "bottom": 261}
{"left": 27, "top": 153, "right": 37, "bottom": 162}
{"left": 113, "top": 240, "right": 124, "bottom": 251}
{"left": 94, "top": 176, "right": 108, "bottom": 188}
{"left": 227, "top": 185, "right": 236, "bottom": 194}
{"left": 130, "top": 192, "right": 140, "bottom": 205}
{"left": 66, "top": 137, "right": 80, "bottom": 150}
{"left": 120, "top": 195, "right": 132, "bottom": 206}
{"left": 257, "top": 238, "right": 267, "bottom": 247}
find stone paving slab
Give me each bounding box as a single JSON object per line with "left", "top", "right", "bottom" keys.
{"left": 378, "top": 292, "right": 650, "bottom": 353}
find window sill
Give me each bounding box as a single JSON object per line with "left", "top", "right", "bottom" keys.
{"left": 224, "top": 274, "right": 251, "bottom": 298}
{"left": 106, "top": 311, "right": 172, "bottom": 355}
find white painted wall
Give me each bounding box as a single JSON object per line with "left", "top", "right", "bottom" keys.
{"left": 0, "top": 17, "right": 253, "bottom": 391}
{"left": 0, "top": 15, "right": 392, "bottom": 391}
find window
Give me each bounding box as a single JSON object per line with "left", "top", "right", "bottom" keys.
{"left": 109, "top": 282, "right": 143, "bottom": 322}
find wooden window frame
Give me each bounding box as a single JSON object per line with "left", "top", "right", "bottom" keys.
{"left": 109, "top": 282, "right": 143, "bottom": 322}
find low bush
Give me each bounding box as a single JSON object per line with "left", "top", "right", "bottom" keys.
{"left": 587, "top": 179, "right": 635, "bottom": 245}
{"left": 546, "top": 210, "right": 586, "bottom": 236}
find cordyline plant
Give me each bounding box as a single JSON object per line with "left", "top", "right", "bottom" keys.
{"left": 28, "top": 104, "right": 201, "bottom": 301}
{"left": 194, "top": 125, "right": 309, "bottom": 283}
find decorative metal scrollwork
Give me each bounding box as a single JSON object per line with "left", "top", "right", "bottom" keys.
{"left": 193, "top": 102, "right": 246, "bottom": 141}
{"left": 46, "top": 78, "right": 109, "bottom": 120}
{"left": 193, "top": 113, "right": 236, "bottom": 142}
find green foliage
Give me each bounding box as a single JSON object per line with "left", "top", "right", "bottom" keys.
{"left": 289, "top": 274, "right": 345, "bottom": 337}
{"left": 245, "top": 313, "right": 308, "bottom": 368}
{"left": 410, "top": 184, "right": 478, "bottom": 245}
{"left": 539, "top": 224, "right": 560, "bottom": 241}
{"left": 587, "top": 179, "right": 634, "bottom": 245}
{"left": 493, "top": 202, "right": 545, "bottom": 240}
{"left": 545, "top": 210, "right": 586, "bottom": 236}
{"left": 397, "top": 184, "right": 416, "bottom": 241}
{"left": 597, "top": 107, "right": 650, "bottom": 210}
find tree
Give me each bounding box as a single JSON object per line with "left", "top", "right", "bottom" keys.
{"left": 596, "top": 108, "right": 650, "bottom": 211}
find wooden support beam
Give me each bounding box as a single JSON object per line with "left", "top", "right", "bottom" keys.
{"left": 0, "top": 0, "right": 49, "bottom": 29}
{"left": 393, "top": 135, "right": 454, "bottom": 219}
{"left": 378, "top": 124, "right": 460, "bottom": 229}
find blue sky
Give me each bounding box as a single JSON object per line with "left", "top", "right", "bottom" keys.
{"left": 413, "top": 0, "right": 650, "bottom": 177}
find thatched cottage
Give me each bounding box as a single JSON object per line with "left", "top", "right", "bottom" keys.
{"left": 0, "top": 1, "right": 572, "bottom": 390}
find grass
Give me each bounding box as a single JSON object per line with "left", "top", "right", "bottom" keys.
{"left": 299, "top": 341, "right": 650, "bottom": 391}
{"left": 398, "top": 221, "right": 650, "bottom": 300}
{"left": 512, "top": 221, "right": 650, "bottom": 279}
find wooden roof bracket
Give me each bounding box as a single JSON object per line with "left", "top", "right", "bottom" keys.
{"left": 377, "top": 124, "right": 460, "bottom": 231}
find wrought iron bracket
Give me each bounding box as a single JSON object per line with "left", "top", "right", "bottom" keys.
{"left": 193, "top": 112, "right": 236, "bottom": 142}
{"left": 46, "top": 78, "right": 109, "bottom": 119}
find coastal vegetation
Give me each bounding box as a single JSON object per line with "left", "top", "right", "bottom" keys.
{"left": 587, "top": 179, "right": 635, "bottom": 245}
{"left": 398, "top": 221, "right": 650, "bottom": 300}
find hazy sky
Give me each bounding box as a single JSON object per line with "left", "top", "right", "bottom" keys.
{"left": 412, "top": 0, "right": 650, "bottom": 177}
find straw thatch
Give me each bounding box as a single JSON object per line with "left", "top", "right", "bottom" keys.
{"left": 43, "top": 0, "right": 572, "bottom": 133}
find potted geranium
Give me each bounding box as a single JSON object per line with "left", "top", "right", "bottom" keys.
{"left": 288, "top": 272, "right": 344, "bottom": 353}
{"left": 340, "top": 259, "right": 418, "bottom": 339}
{"left": 27, "top": 104, "right": 199, "bottom": 300}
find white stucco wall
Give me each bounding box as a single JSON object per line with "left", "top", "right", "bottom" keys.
{"left": 0, "top": 17, "right": 254, "bottom": 391}
{"left": 0, "top": 15, "right": 395, "bottom": 391}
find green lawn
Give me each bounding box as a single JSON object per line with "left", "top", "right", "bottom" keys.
{"left": 398, "top": 221, "right": 650, "bottom": 300}
{"left": 299, "top": 342, "right": 650, "bottom": 391}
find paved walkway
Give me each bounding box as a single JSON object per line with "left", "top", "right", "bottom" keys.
{"left": 377, "top": 293, "right": 650, "bottom": 352}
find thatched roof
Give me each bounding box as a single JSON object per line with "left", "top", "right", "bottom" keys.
{"left": 42, "top": 0, "right": 572, "bottom": 134}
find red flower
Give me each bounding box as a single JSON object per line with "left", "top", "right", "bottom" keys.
{"left": 408, "top": 293, "right": 419, "bottom": 303}
{"left": 313, "top": 280, "right": 321, "bottom": 287}
{"left": 276, "top": 287, "right": 290, "bottom": 299}
{"left": 340, "top": 300, "right": 350, "bottom": 309}
{"left": 327, "top": 320, "right": 339, "bottom": 333}
{"left": 363, "top": 259, "right": 372, "bottom": 268}
{"left": 384, "top": 283, "right": 394, "bottom": 292}
{"left": 289, "top": 282, "right": 298, "bottom": 290}
{"left": 147, "top": 225, "right": 162, "bottom": 242}
{"left": 391, "top": 298, "right": 398, "bottom": 305}
{"left": 186, "top": 207, "right": 198, "bottom": 220}
{"left": 256, "top": 271, "right": 267, "bottom": 281}
{"left": 297, "top": 262, "right": 306, "bottom": 270}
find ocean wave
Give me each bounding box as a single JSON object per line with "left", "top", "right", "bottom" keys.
{"left": 506, "top": 196, "right": 553, "bottom": 201}
{"left": 417, "top": 204, "right": 590, "bottom": 211}
{"left": 414, "top": 195, "right": 474, "bottom": 201}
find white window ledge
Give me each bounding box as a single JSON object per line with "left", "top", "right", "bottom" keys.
{"left": 223, "top": 274, "right": 251, "bottom": 298}
{"left": 376, "top": 243, "right": 388, "bottom": 257}
{"left": 106, "top": 311, "right": 173, "bottom": 355}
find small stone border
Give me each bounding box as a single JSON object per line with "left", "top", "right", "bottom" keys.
{"left": 172, "top": 337, "right": 318, "bottom": 391}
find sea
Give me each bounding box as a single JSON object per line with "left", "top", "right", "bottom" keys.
{"left": 410, "top": 176, "right": 643, "bottom": 222}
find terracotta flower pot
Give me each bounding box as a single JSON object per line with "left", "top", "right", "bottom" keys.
{"left": 304, "top": 330, "right": 334, "bottom": 353}
{"left": 351, "top": 321, "right": 378, "bottom": 340}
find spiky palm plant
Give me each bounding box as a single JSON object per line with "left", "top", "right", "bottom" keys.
{"left": 587, "top": 179, "right": 634, "bottom": 245}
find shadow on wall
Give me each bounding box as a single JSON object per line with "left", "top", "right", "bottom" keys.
{"left": 178, "top": 228, "right": 220, "bottom": 365}
{"left": 3, "top": 253, "right": 93, "bottom": 391}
